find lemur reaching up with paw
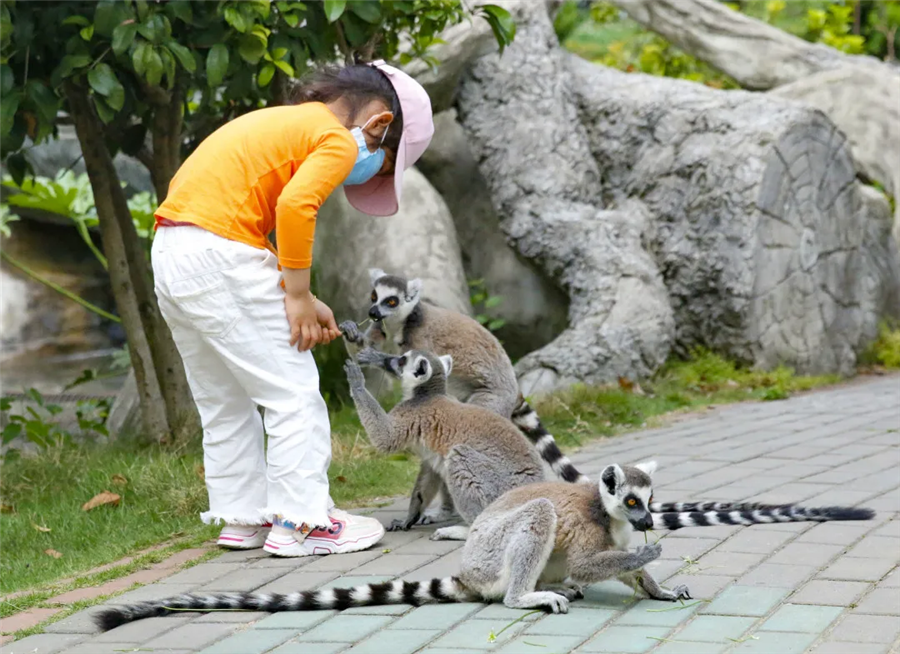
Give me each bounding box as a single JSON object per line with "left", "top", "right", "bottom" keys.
{"left": 344, "top": 347, "right": 545, "bottom": 538}
{"left": 94, "top": 460, "right": 875, "bottom": 630}
{"left": 340, "top": 269, "right": 587, "bottom": 524}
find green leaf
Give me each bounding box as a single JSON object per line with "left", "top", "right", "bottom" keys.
{"left": 166, "top": 40, "right": 196, "bottom": 72}
{"left": 56, "top": 54, "right": 92, "bottom": 80}
{"left": 349, "top": 0, "right": 380, "bottom": 23}
{"left": 271, "top": 47, "right": 289, "bottom": 59}
{"left": 93, "top": 96, "right": 116, "bottom": 124}
{"left": 478, "top": 4, "right": 516, "bottom": 54}
{"left": 137, "top": 14, "right": 169, "bottom": 44}
{"left": 238, "top": 33, "right": 268, "bottom": 64}
{"left": 5, "top": 153, "right": 29, "bottom": 187}
{"left": 206, "top": 43, "right": 229, "bottom": 87}
{"left": 283, "top": 13, "right": 299, "bottom": 28}
{"left": 132, "top": 41, "right": 152, "bottom": 76}
{"left": 160, "top": 47, "right": 176, "bottom": 88}
{"left": 25, "top": 81, "right": 59, "bottom": 124}
{"left": 80, "top": 25, "right": 95, "bottom": 41}
{"left": 62, "top": 15, "right": 91, "bottom": 27}
{"left": 273, "top": 59, "right": 294, "bottom": 77}
{"left": 258, "top": 62, "right": 275, "bottom": 87}
{"left": 0, "top": 92, "right": 20, "bottom": 136}
{"left": 94, "top": 0, "right": 130, "bottom": 37}
{"left": 169, "top": 1, "right": 193, "bottom": 24}
{"left": 26, "top": 388, "right": 44, "bottom": 406}
{"left": 323, "top": 0, "right": 346, "bottom": 23}
{"left": 87, "top": 63, "right": 119, "bottom": 97}
{"left": 145, "top": 47, "right": 164, "bottom": 86}
{"left": 224, "top": 6, "right": 249, "bottom": 32}
{"left": 2, "top": 423, "right": 22, "bottom": 445}
{"left": 1, "top": 65, "right": 14, "bottom": 96}
{"left": 112, "top": 23, "right": 138, "bottom": 55}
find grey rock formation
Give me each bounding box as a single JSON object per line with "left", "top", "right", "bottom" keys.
{"left": 457, "top": 1, "right": 675, "bottom": 396}
{"left": 417, "top": 109, "right": 570, "bottom": 359}
{"left": 313, "top": 166, "right": 471, "bottom": 324}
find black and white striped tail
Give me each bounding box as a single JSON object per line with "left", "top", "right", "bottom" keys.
{"left": 512, "top": 398, "right": 589, "bottom": 484}
{"left": 650, "top": 500, "right": 777, "bottom": 513}
{"left": 653, "top": 504, "right": 876, "bottom": 531}
{"left": 94, "top": 577, "right": 470, "bottom": 632}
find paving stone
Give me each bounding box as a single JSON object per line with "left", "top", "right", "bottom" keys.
{"left": 341, "top": 603, "right": 413, "bottom": 616}
{"left": 662, "top": 574, "right": 734, "bottom": 599}
{"left": 701, "top": 586, "right": 790, "bottom": 617}
{"left": 732, "top": 631, "right": 818, "bottom": 654}
{"left": 351, "top": 554, "right": 436, "bottom": 576}
{"left": 653, "top": 640, "right": 729, "bottom": 654}
{"left": 427, "top": 618, "right": 528, "bottom": 650}
{"left": 879, "top": 568, "right": 900, "bottom": 587}
{"left": 767, "top": 543, "right": 845, "bottom": 567}
{"left": 655, "top": 538, "right": 721, "bottom": 560}
{"left": 142, "top": 622, "right": 238, "bottom": 650}
{"left": 159, "top": 563, "right": 234, "bottom": 585}
{"left": 295, "top": 614, "right": 395, "bottom": 642}
{"left": 853, "top": 587, "right": 900, "bottom": 615}
{"left": 420, "top": 650, "right": 487, "bottom": 654}
{"left": 495, "top": 634, "right": 587, "bottom": 654}
{"left": 193, "top": 611, "right": 270, "bottom": 623}
{"left": 808, "top": 641, "right": 891, "bottom": 654}
{"left": 847, "top": 537, "right": 900, "bottom": 561}
{"left": 716, "top": 529, "right": 795, "bottom": 554}
{"left": 198, "top": 567, "right": 286, "bottom": 592}
{"left": 579, "top": 580, "right": 640, "bottom": 609}
{"left": 389, "top": 603, "right": 483, "bottom": 630}
{"left": 402, "top": 550, "right": 463, "bottom": 582}
{"left": 92, "top": 616, "right": 192, "bottom": 643}
{"left": 673, "top": 615, "right": 757, "bottom": 642}
{"left": 818, "top": 557, "right": 897, "bottom": 582}
{"left": 103, "top": 583, "right": 197, "bottom": 605}
{"left": 347, "top": 628, "right": 441, "bottom": 654}
{"left": 213, "top": 548, "right": 270, "bottom": 563}
{"left": 199, "top": 629, "right": 298, "bottom": 654}
{"left": 665, "top": 525, "right": 744, "bottom": 540}
{"left": 738, "top": 563, "right": 817, "bottom": 588}
{"left": 302, "top": 550, "right": 384, "bottom": 573}
{"left": 758, "top": 603, "right": 844, "bottom": 633}
{"left": 44, "top": 643, "right": 142, "bottom": 654}
{"left": 254, "top": 571, "right": 340, "bottom": 594}
{"left": 579, "top": 625, "right": 674, "bottom": 652}
{"left": 253, "top": 610, "right": 337, "bottom": 630}
{"left": 790, "top": 580, "right": 871, "bottom": 606}
{"left": 524, "top": 608, "right": 618, "bottom": 636}
{"left": 615, "top": 598, "right": 703, "bottom": 627}
{"left": 795, "top": 524, "right": 872, "bottom": 545}
{"left": 42, "top": 609, "right": 102, "bottom": 634}
{"left": 692, "top": 551, "right": 768, "bottom": 577}
{"left": 473, "top": 605, "right": 544, "bottom": 622}
{"left": 247, "top": 556, "right": 313, "bottom": 569}
{"left": 318, "top": 575, "right": 392, "bottom": 589}
{"left": 827, "top": 613, "right": 900, "bottom": 644}
{"left": 0, "top": 634, "right": 86, "bottom": 654}
{"left": 869, "top": 520, "right": 900, "bottom": 539}
{"left": 391, "top": 538, "right": 464, "bottom": 555}
{"left": 266, "top": 641, "right": 346, "bottom": 654}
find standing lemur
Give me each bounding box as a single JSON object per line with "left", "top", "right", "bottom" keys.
{"left": 340, "top": 269, "right": 588, "bottom": 524}
{"left": 346, "top": 347, "right": 545, "bottom": 538}
{"left": 95, "top": 459, "right": 874, "bottom": 630}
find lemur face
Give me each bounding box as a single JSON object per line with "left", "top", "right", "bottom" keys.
{"left": 357, "top": 348, "right": 453, "bottom": 398}
{"left": 367, "top": 269, "right": 422, "bottom": 325}
{"left": 599, "top": 461, "right": 657, "bottom": 531}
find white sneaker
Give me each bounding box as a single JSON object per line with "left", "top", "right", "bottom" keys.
{"left": 263, "top": 509, "right": 385, "bottom": 557}
{"left": 216, "top": 523, "right": 271, "bottom": 549}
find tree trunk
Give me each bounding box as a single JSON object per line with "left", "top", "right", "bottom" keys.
{"left": 148, "top": 85, "right": 184, "bottom": 204}
{"left": 65, "top": 82, "right": 169, "bottom": 439}
{"left": 67, "top": 81, "right": 200, "bottom": 442}
{"left": 610, "top": 0, "right": 887, "bottom": 90}
{"left": 456, "top": 1, "right": 900, "bottom": 394}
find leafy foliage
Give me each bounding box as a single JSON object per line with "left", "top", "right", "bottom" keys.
{"left": 468, "top": 278, "right": 506, "bottom": 333}
{"left": 861, "top": 321, "right": 900, "bottom": 369}
{"left": 1, "top": 391, "right": 110, "bottom": 455}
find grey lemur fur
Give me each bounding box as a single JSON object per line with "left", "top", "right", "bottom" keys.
{"left": 94, "top": 461, "right": 875, "bottom": 630}
{"left": 347, "top": 347, "right": 544, "bottom": 538}
{"left": 340, "top": 269, "right": 587, "bottom": 524}
{"left": 93, "top": 461, "right": 682, "bottom": 630}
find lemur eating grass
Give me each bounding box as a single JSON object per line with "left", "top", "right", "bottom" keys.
{"left": 340, "top": 269, "right": 587, "bottom": 524}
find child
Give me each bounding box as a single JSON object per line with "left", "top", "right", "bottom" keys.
{"left": 150, "top": 61, "right": 434, "bottom": 557}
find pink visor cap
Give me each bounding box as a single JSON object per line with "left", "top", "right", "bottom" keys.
{"left": 343, "top": 60, "right": 434, "bottom": 217}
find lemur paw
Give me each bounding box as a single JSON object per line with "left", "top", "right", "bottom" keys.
{"left": 418, "top": 507, "right": 458, "bottom": 525}
{"left": 634, "top": 543, "right": 662, "bottom": 565}
{"left": 541, "top": 593, "right": 570, "bottom": 614}
{"left": 343, "top": 359, "right": 366, "bottom": 390}
{"left": 387, "top": 519, "right": 413, "bottom": 532}
{"left": 356, "top": 347, "right": 387, "bottom": 366}
{"left": 339, "top": 320, "right": 360, "bottom": 343}
{"left": 672, "top": 584, "right": 692, "bottom": 601}
{"left": 554, "top": 586, "right": 584, "bottom": 601}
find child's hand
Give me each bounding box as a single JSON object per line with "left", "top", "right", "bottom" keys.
{"left": 285, "top": 292, "right": 321, "bottom": 351}
{"left": 314, "top": 299, "right": 341, "bottom": 345}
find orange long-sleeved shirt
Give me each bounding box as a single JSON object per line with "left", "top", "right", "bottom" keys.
{"left": 155, "top": 102, "right": 357, "bottom": 269}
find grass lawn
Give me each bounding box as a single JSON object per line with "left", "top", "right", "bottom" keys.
{"left": 0, "top": 349, "right": 846, "bottom": 617}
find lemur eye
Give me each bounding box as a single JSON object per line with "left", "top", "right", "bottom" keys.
{"left": 627, "top": 499, "right": 636, "bottom": 507}
{"left": 387, "top": 298, "right": 398, "bottom": 307}
{"left": 370, "top": 291, "right": 377, "bottom": 302}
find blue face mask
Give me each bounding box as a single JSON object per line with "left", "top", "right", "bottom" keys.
{"left": 344, "top": 116, "right": 388, "bottom": 186}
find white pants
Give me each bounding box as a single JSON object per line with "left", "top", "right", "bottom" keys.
{"left": 151, "top": 226, "right": 333, "bottom": 527}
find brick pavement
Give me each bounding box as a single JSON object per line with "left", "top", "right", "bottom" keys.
{"left": 4, "top": 375, "right": 898, "bottom": 654}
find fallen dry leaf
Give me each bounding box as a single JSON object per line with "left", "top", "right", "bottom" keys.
{"left": 617, "top": 376, "right": 635, "bottom": 392}
{"left": 111, "top": 474, "right": 128, "bottom": 486}
{"left": 1, "top": 503, "right": 16, "bottom": 514}
{"left": 195, "top": 465, "right": 205, "bottom": 479}
{"left": 336, "top": 475, "right": 347, "bottom": 483}
{"left": 82, "top": 490, "right": 121, "bottom": 512}
{"left": 32, "top": 522, "right": 51, "bottom": 533}
{"left": 45, "top": 549, "right": 63, "bottom": 559}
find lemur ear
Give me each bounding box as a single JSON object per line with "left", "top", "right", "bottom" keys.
{"left": 438, "top": 354, "right": 453, "bottom": 376}
{"left": 635, "top": 460, "right": 657, "bottom": 477}
{"left": 406, "top": 278, "right": 423, "bottom": 301}
{"left": 600, "top": 464, "right": 626, "bottom": 496}
{"left": 368, "top": 268, "right": 386, "bottom": 285}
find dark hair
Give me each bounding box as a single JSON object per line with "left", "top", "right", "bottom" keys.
{"left": 292, "top": 63, "right": 403, "bottom": 155}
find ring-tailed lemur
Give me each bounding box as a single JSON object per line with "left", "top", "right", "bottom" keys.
{"left": 649, "top": 499, "right": 874, "bottom": 529}
{"left": 347, "top": 347, "right": 545, "bottom": 538}
{"left": 93, "top": 460, "right": 876, "bottom": 630}
{"left": 340, "top": 269, "right": 587, "bottom": 523}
